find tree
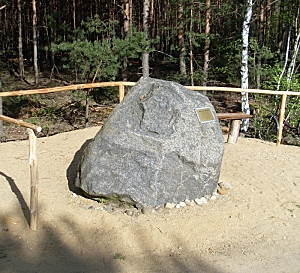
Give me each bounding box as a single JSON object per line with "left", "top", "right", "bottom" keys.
{"left": 32, "top": 0, "right": 39, "bottom": 85}
{"left": 240, "top": 0, "right": 253, "bottom": 132}
{"left": 177, "top": 0, "right": 187, "bottom": 83}
{"left": 203, "top": 0, "right": 211, "bottom": 87}
{"left": 189, "top": 0, "right": 194, "bottom": 86}
{"left": 121, "top": 0, "right": 131, "bottom": 81}
{"left": 17, "top": 0, "right": 25, "bottom": 81}
{"left": 142, "top": 0, "right": 150, "bottom": 77}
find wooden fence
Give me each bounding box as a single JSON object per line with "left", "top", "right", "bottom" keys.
{"left": 1, "top": 81, "right": 300, "bottom": 230}
{"left": 0, "top": 114, "right": 41, "bottom": 230}
{"left": 1, "top": 81, "right": 300, "bottom": 146}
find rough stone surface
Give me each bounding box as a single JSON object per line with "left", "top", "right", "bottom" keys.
{"left": 75, "top": 77, "right": 224, "bottom": 207}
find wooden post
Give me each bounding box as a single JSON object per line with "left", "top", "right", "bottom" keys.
{"left": 277, "top": 94, "right": 287, "bottom": 146}
{"left": 28, "top": 129, "right": 38, "bottom": 230}
{"left": 227, "top": 120, "right": 241, "bottom": 144}
{"left": 119, "top": 83, "right": 125, "bottom": 102}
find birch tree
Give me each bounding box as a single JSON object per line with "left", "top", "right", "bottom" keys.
{"left": 240, "top": 0, "right": 253, "bottom": 132}
{"left": 286, "top": 10, "right": 300, "bottom": 91}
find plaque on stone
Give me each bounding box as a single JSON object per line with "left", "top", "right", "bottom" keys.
{"left": 195, "top": 107, "right": 216, "bottom": 123}
{"left": 75, "top": 77, "right": 224, "bottom": 207}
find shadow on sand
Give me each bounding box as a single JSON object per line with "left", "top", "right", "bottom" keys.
{"left": 66, "top": 139, "right": 93, "bottom": 195}
{"left": 0, "top": 211, "right": 228, "bottom": 273}
{"left": 0, "top": 171, "right": 30, "bottom": 225}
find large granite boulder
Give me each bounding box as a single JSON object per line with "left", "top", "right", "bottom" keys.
{"left": 75, "top": 77, "right": 224, "bottom": 207}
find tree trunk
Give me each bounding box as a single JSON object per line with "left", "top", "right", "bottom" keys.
{"left": 73, "top": 0, "right": 76, "bottom": 31}
{"left": 277, "top": 28, "right": 291, "bottom": 91}
{"left": 203, "top": 0, "right": 211, "bottom": 89}
{"left": 18, "top": 0, "right": 25, "bottom": 81}
{"left": 240, "top": 0, "right": 253, "bottom": 133}
{"left": 32, "top": 0, "right": 39, "bottom": 85}
{"left": 189, "top": 2, "right": 194, "bottom": 86}
{"left": 122, "top": 0, "right": 130, "bottom": 81}
{"left": 257, "top": 0, "right": 265, "bottom": 89}
{"left": 178, "top": 0, "right": 187, "bottom": 83}
{"left": 142, "top": 0, "right": 150, "bottom": 77}
{"left": 123, "top": 0, "right": 130, "bottom": 35}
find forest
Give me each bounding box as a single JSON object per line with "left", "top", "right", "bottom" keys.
{"left": 0, "top": 0, "right": 300, "bottom": 144}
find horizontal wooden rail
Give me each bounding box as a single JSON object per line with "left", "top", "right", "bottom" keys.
{"left": 216, "top": 113, "right": 253, "bottom": 120}
{"left": 216, "top": 113, "right": 253, "bottom": 144}
{"left": 1, "top": 81, "right": 300, "bottom": 97}
{"left": 185, "top": 86, "right": 300, "bottom": 96}
{"left": 1, "top": 80, "right": 299, "bottom": 146}
{"left": 0, "top": 114, "right": 42, "bottom": 132}
{"left": 0, "top": 82, "right": 136, "bottom": 97}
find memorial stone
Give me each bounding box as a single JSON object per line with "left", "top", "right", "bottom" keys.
{"left": 75, "top": 77, "right": 224, "bottom": 207}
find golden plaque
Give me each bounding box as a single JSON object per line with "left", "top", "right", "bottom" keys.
{"left": 195, "top": 107, "right": 215, "bottom": 123}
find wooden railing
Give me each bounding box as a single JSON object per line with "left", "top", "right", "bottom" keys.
{"left": 0, "top": 114, "right": 41, "bottom": 230}
{"left": 1, "top": 81, "right": 300, "bottom": 146}
{"left": 1, "top": 81, "right": 300, "bottom": 230}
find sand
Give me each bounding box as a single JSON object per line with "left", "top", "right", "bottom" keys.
{"left": 1, "top": 126, "right": 300, "bottom": 273}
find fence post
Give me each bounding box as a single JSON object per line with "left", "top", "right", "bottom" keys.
{"left": 277, "top": 94, "right": 287, "bottom": 146}
{"left": 119, "top": 83, "right": 125, "bottom": 102}
{"left": 28, "top": 128, "right": 38, "bottom": 230}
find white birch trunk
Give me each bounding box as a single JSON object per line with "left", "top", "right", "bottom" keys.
{"left": 240, "top": 0, "right": 253, "bottom": 132}
{"left": 277, "top": 28, "right": 291, "bottom": 91}
{"left": 287, "top": 32, "right": 300, "bottom": 89}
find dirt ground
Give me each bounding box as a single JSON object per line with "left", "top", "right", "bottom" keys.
{"left": 0, "top": 126, "right": 300, "bottom": 273}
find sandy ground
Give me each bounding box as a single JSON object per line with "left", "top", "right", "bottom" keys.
{"left": 0, "top": 126, "right": 300, "bottom": 273}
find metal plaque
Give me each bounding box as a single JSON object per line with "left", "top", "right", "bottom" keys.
{"left": 195, "top": 107, "right": 215, "bottom": 123}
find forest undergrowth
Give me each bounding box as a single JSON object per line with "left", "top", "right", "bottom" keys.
{"left": 1, "top": 67, "right": 300, "bottom": 146}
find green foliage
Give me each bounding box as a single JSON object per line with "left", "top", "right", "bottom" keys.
{"left": 261, "top": 63, "right": 300, "bottom": 92}
{"left": 248, "top": 38, "right": 275, "bottom": 85}
{"left": 260, "top": 61, "right": 300, "bottom": 138}
{"left": 51, "top": 15, "right": 159, "bottom": 82}
{"left": 251, "top": 92, "right": 300, "bottom": 143}
{"left": 92, "top": 193, "right": 135, "bottom": 207}
{"left": 213, "top": 39, "right": 242, "bottom": 84}
{"left": 113, "top": 253, "right": 126, "bottom": 260}
{"left": 213, "top": 37, "right": 276, "bottom": 85}
{"left": 3, "top": 96, "right": 40, "bottom": 118}
{"left": 91, "top": 87, "right": 119, "bottom": 103}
